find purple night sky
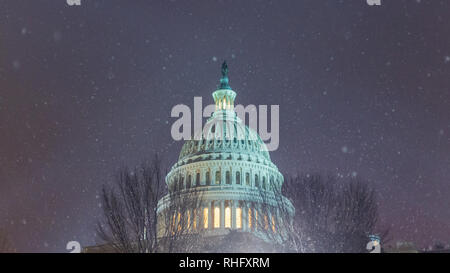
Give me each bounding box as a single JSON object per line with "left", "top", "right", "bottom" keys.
{"left": 0, "top": 0, "right": 449, "bottom": 252}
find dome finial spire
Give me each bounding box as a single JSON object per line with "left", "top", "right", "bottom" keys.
{"left": 219, "top": 60, "right": 231, "bottom": 90}
{"left": 221, "top": 61, "right": 228, "bottom": 77}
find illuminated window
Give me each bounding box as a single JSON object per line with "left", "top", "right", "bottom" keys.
{"left": 225, "top": 206, "right": 231, "bottom": 228}
{"left": 177, "top": 212, "right": 182, "bottom": 231}
{"left": 203, "top": 208, "right": 209, "bottom": 229}
{"left": 214, "top": 207, "right": 220, "bottom": 228}
{"left": 254, "top": 210, "right": 258, "bottom": 230}
{"left": 236, "top": 207, "right": 242, "bottom": 229}
{"left": 264, "top": 214, "right": 269, "bottom": 230}
{"left": 271, "top": 215, "right": 276, "bottom": 232}
{"left": 171, "top": 214, "right": 176, "bottom": 231}
{"left": 248, "top": 208, "right": 252, "bottom": 228}
{"left": 193, "top": 210, "right": 197, "bottom": 230}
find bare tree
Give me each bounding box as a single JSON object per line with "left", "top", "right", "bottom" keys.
{"left": 258, "top": 173, "right": 389, "bottom": 253}
{"left": 97, "top": 154, "right": 165, "bottom": 253}
{"left": 334, "top": 179, "right": 379, "bottom": 252}
{"left": 97, "top": 154, "right": 206, "bottom": 253}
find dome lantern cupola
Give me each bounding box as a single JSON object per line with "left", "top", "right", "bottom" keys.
{"left": 213, "top": 61, "right": 236, "bottom": 111}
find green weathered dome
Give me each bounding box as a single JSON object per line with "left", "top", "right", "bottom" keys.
{"left": 178, "top": 113, "right": 271, "bottom": 162}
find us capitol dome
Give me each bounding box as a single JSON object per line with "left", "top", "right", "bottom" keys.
{"left": 157, "top": 62, "right": 293, "bottom": 246}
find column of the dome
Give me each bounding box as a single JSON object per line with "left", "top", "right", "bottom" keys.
{"left": 242, "top": 202, "right": 248, "bottom": 231}
{"left": 240, "top": 167, "right": 244, "bottom": 186}
{"left": 221, "top": 167, "right": 225, "bottom": 185}
{"left": 193, "top": 170, "right": 198, "bottom": 187}
{"left": 208, "top": 201, "right": 213, "bottom": 230}
{"left": 221, "top": 120, "right": 226, "bottom": 146}
{"left": 220, "top": 200, "right": 225, "bottom": 228}
{"left": 211, "top": 167, "right": 216, "bottom": 185}
{"left": 238, "top": 168, "right": 242, "bottom": 186}
{"left": 231, "top": 200, "right": 236, "bottom": 229}
{"left": 254, "top": 204, "right": 260, "bottom": 231}
{"left": 200, "top": 168, "right": 205, "bottom": 186}
{"left": 231, "top": 168, "right": 235, "bottom": 186}
{"left": 268, "top": 209, "right": 273, "bottom": 233}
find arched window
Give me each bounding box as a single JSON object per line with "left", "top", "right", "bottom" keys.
{"left": 196, "top": 172, "right": 200, "bottom": 186}
{"left": 214, "top": 207, "right": 220, "bottom": 228}
{"left": 246, "top": 173, "right": 250, "bottom": 186}
{"left": 236, "top": 172, "right": 241, "bottom": 185}
{"left": 187, "top": 175, "right": 191, "bottom": 188}
{"left": 255, "top": 174, "right": 259, "bottom": 188}
{"left": 206, "top": 171, "right": 211, "bottom": 185}
{"left": 203, "top": 208, "right": 209, "bottom": 229}
{"left": 171, "top": 214, "right": 176, "bottom": 233}
{"left": 226, "top": 171, "right": 231, "bottom": 184}
{"left": 215, "top": 170, "right": 221, "bottom": 185}
{"left": 236, "top": 207, "right": 242, "bottom": 229}
{"left": 264, "top": 214, "right": 269, "bottom": 230}
{"left": 193, "top": 209, "right": 197, "bottom": 230}
{"left": 179, "top": 176, "right": 184, "bottom": 190}
{"left": 177, "top": 212, "right": 182, "bottom": 232}
{"left": 225, "top": 204, "right": 231, "bottom": 228}
{"left": 271, "top": 215, "right": 276, "bottom": 232}
{"left": 262, "top": 176, "right": 266, "bottom": 190}
{"left": 248, "top": 207, "right": 252, "bottom": 228}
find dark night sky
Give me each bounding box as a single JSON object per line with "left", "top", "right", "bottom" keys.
{"left": 0, "top": 0, "right": 449, "bottom": 252}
